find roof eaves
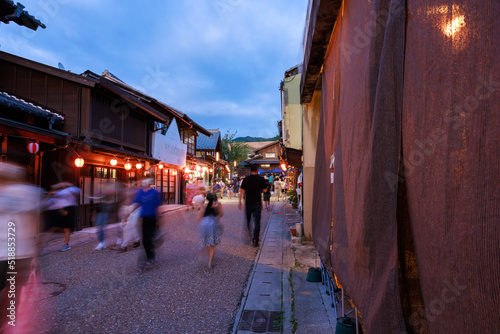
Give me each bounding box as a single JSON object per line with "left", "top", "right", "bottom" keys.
{"left": 0, "top": 51, "right": 95, "bottom": 87}
{"left": 97, "top": 78, "right": 168, "bottom": 122}
{"left": 0, "top": 90, "right": 64, "bottom": 124}
{"left": 300, "top": 0, "right": 342, "bottom": 103}
{"left": 255, "top": 140, "right": 280, "bottom": 152}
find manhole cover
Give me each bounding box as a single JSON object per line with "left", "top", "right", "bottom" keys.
{"left": 238, "top": 310, "right": 281, "bottom": 333}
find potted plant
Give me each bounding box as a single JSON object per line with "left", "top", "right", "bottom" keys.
{"left": 289, "top": 194, "right": 298, "bottom": 209}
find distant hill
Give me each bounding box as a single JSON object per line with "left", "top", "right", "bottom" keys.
{"left": 234, "top": 136, "right": 279, "bottom": 142}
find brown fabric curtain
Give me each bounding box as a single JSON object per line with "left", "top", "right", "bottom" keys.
{"left": 322, "top": 0, "right": 408, "bottom": 332}
{"left": 312, "top": 13, "right": 341, "bottom": 263}
{"left": 311, "top": 0, "right": 499, "bottom": 332}
{"left": 402, "top": 1, "right": 500, "bottom": 332}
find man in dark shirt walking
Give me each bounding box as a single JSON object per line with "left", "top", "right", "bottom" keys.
{"left": 239, "top": 164, "right": 267, "bottom": 247}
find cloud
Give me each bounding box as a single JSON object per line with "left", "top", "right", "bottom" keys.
{"left": 0, "top": 0, "right": 308, "bottom": 138}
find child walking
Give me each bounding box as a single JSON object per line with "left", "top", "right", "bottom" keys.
{"left": 198, "top": 193, "right": 223, "bottom": 269}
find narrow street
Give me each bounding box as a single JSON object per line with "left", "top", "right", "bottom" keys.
{"left": 33, "top": 198, "right": 274, "bottom": 333}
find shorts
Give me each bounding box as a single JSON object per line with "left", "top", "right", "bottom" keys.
{"left": 46, "top": 206, "right": 76, "bottom": 230}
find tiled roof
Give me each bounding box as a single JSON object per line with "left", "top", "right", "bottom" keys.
{"left": 0, "top": 91, "right": 64, "bottom": 123}
{"left": 196, "top": 129, "right": 220, "bottom": 150}
{"left": 244, "top": 141, "right": 274, "bottom": 151}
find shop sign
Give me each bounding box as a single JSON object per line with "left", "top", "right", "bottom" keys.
{"left": 152, "top": 119, "right": 187, "bottom": 167}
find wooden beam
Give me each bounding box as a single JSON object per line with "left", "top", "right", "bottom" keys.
{"left": 301, "top": 0, "right": 342, "bottom": 103}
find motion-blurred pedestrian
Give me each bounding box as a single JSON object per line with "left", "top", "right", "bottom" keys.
{"left": 126, "top": 179, "right": 161, "bottom": 271}
{"left": 90, "top": 179, "right": 115, "bottom": 250}
{"left": 0, "top": 163, "right": 42, "bottom": 332}
{"left": 192, "top": 185, "right": 206, "bottom": 211}
{"left": 273, "top": 177, "right": 282, "bottom": 201}
{"left": 198, "top": 193, "right": 223, "bottom": 269}
{"left": 117, "top": 184, "right": 141, "bottom": 252}
{"left": 44, "top": 182, "right": 80, "bottom": 252}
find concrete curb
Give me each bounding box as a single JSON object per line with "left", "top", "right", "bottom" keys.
{"left": 230, "top": 201, "right": 278, "bottom": 334}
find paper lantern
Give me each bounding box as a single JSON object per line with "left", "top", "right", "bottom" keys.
{"left": 136, "top": 162, "right": 142, "bottom": 170}
{"left": 158, "top": 164, "right": 164, "bottom": 169}
{"left": 27, "top": 142, "right": 39, "bottom": 154}
{"left": 74, "top": 158, "right": 84, "bottom": 168}
{"left": 124, "top": 162, "right": 132, "bottom": 170}
{"left": 110, "top": 158, "right": 118, "bottom": 166}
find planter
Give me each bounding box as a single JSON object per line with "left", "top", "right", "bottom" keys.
{"left": 306, "top": 267, "right": 322, "bottom": 282}
{"left": 290, "top": 227, "right": 296, "bottom": 237}
{"left": 335, "top": 317, "right": 363, "bottom": 334}
{"left": 295, "top": 223, "right": 303, "bottom": 237}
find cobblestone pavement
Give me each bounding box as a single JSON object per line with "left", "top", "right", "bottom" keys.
{"left": 32, "top": 198, "right": 274, "bottom": 334}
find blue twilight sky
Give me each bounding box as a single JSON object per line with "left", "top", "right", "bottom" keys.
{"left": 0, "top": 0, "right": 309, "bottom": 138}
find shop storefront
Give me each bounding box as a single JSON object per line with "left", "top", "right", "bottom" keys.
{"left": 152, "top": 119, "right": 186, "bottom": 204}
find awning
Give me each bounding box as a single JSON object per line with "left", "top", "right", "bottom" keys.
{"left": 187, "top": 157, "right": 212, "bottom": 168}
{"left": 266, "top": 168, "right": 285, "bottom": 173}
{"left": 247, "top": 159, "right": 280, "bottom": 165}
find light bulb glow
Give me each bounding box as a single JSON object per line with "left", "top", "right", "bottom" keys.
{"left": 75, "top": 158, "right": 84, "bottom": 168}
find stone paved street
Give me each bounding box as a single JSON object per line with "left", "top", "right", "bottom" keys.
{"left": 32, "top": 198, "right": 274, "bottom": 334}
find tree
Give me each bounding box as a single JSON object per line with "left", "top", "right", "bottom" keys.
{"left": 221, "top": 129, "right": 251, "bottom": 166}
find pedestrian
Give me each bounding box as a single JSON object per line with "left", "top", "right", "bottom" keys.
{"left": 192, "top": 185, "right": 206, "bottom": 211}
{"left": 126, "top": 178, "right": 161, "bottom": 271}
{"left": 198, "top": 192, "right": 224, "bottom": 269}
{"left": 263, "top": 177, "right": 271, "bottom": 211}
{"left": 219, "top": 180, "right": 225, "bottom": 199}
{"left": 117, "top": 185, "right": 141, "bottom": 252}
{"left": 239, "top": 164, "right": 268, "bottom": 247}
{"left": 44, "top": 182, "right": 80, "bottom": 252}
{"left": 273, "top": 177, "right": 282, "bottom": 201}
{"left": 213, "top": 180, "right": 221, "bottom": 199}
{"left": 232, "top": 175, "right": 239, "bottom": 195}
{"left": 0, "top": 163, "right": 43, "bottom": 332}
{"left": 227, "top": 183, "right": 233, "bottom": 199}
{"left": 90, "top": 179, "right": 115, "bottom": 250}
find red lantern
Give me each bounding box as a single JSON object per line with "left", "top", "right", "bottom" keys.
{"left": 27, "top": 142, "right": 39, "bottom": 154}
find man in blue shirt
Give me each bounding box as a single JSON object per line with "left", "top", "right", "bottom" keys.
{"left": 129, "top": 178, "right": 161, "bottom": 267}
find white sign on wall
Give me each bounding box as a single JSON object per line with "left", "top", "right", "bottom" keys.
{"left": 152, "top": 118, "right": 187, "bottom": 167}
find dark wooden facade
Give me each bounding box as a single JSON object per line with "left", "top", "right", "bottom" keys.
{"left": 0, "top": 51, "right": 212, "bottom": 229}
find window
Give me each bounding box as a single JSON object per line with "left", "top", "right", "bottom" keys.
{"left": 180, "top": 129, "right": 196, "bottom": 156}
{"left": 265, "top": 153, "right": 276, "bottom": 158}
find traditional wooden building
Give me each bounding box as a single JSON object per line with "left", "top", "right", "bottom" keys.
{"left": 240, "top": 140, "right": 281, "bottom": 176}
{"left": 0, "top": 51, "right": 210, "bottom": 228}
{"left": 195, "top": 129, "right": 229, "bottom": 183}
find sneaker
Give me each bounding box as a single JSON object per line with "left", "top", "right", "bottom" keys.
{"left": 132, "top": 241, "right": 140, "bottom": 248}
{"left": 95, "top": 242, "right": 106, "bottom": 251}
{"left": 60, "top": 244, "right": 71, "bottom": 252}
